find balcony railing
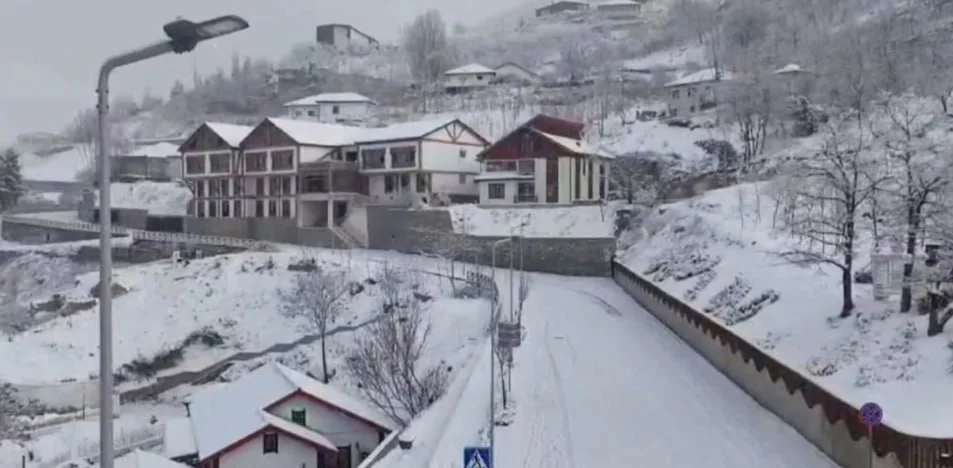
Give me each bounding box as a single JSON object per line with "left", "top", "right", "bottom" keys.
{"left": 515, "top": 193, "right": 538, "bottom": 203}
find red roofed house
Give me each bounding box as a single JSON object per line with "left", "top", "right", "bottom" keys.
{"left": 475, "top": 114, "right": 613, "bottom": 205}
{"left": 180, "top": 362, "right": 397, "bottom": 468}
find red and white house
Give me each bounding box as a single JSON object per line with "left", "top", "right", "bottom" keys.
{"left": 178, "top": 362, "right": 396, "bottom": 468}
{"left": 475, "top": 114, "right": 614, "bottom": 205}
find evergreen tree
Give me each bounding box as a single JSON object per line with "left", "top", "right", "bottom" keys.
{"left": 0, "top": 148, "right": 25, "bottom": 212}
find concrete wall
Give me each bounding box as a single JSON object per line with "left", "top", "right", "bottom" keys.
{"left": 610, "top": 263, "right": 926, "bottom": 468}
{"left": 1, "top": 219, "right": 113, "bottom": 244}
{"left": 365, "top": 205, "right": 613, "bottom": 276}
{"left": 185, "top": 217, "right": 339, "bottom": 247}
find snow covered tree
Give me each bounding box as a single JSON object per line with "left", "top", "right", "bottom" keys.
{"left": 279, "top": 267, "right": 348, "bottom": 383}
{"left": 778, "top": 115, "right": 886, "bottom": 318}
{"left": 402, "top": 10, "right": 452, "bottom": 86}
{"left": 0, "top": 381, "right": 23, "bottom": 438}
{"left": 169, "top": 80, "right": 186, "bottom": 99}
{"left": 0, "top": 148, "right": 25, "bottom": 212}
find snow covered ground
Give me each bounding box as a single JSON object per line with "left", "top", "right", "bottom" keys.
{"left": 448, "top": 204, "right": 615, "bottom": 238}
{"left": 619, "top": 182, "right": 953, "bottom": 436}
{"left": 0, "top": 249, "right": 487, "bottom": 385}
{"left": 21, "top": 145, "right": 91, "bottom": 182}
{"left": 496, "top": 274, "right": 837, "bottom": 467}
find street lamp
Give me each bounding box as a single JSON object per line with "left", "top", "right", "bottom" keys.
{"left": 95, "top": 15, "right": 248, "bottom": 468}
{"left": 488, "top": 237, "right": 511, "bottom": 463}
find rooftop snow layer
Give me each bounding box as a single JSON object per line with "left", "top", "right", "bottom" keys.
{"left": 664, "top": 68, "right": 732, "bottom": 87}
{"left": 204, "top": 122, "right": 253, "bottom": 148}
{"left": 267, "top": 118, "right": 366, "bottom": 147}
{"left": 444, "top": 63, "right": 496, "bottom": 75}
{"left": 128, "top": 142, "right": 179, "bottom": 157}
{"left": 284, "top": 92, "right": 376, "bottom": 106}
{"left": 355, "top": 117, "right": 457, "bottom": 144}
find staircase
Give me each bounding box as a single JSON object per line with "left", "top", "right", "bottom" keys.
{"left": 330, "top": 225, "right": 364, "bottom": 249}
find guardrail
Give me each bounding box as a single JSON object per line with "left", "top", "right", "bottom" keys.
{"left": 610, "top": 261, "right": 953, "bottom": 468}
{"left": 3, "top": 215, "right": 271, "bottom": 250}
{"left": 35, "top": 425, "right": 163, "bottom": 468}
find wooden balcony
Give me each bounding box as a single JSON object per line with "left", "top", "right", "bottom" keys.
{"left": 299, "top": 161, "right": 367, "bottom": 195}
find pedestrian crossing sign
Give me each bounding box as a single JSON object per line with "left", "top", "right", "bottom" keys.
{"left": 463, "top": 446, "right": 492, "bottom": 468}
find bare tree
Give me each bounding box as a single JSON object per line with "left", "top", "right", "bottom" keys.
{"left": 0, "top": 382, "right": 23, "bottom": 438}
{"left": 726, "top": 75, "right": 772, "bottom": 172}
{"left": 873, "top": 97, "right": 951, "bottom": 313}
{"left": 778, "top": 116, "right": 885, "bottom": 317}
{"left": 345, "top": 303, "right": 447, "bottom": 425}
{"left": 667, "top": 0, "right": 718, "bottom": 46}
{"left": 557, "top": 38, "right": 592, "bottom": 82}
{"left": 402, "top": 10, "right": 452, "bottom": 88}
{"left": 279, "top": 267, "right": 348, "bottom": 383}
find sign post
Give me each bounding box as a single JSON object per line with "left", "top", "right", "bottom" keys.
{"left": 497, "top": 322, "right": 522, "bottom": 348}
{"left": 464, "top": 446, "right": 492, "bottom": 468}
{"left": 859, "top": 402, "right": 883, "bottom": 468}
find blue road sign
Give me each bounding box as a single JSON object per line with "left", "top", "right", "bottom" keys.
{"left": 859, "top": 402, "right": 883, "bottom": 426}
{"left": 463, "top": 446, "right": 492, "bottom": 468}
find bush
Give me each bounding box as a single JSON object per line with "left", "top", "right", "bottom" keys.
{"left": 182, "top": 327, "right": 225, "bottom": 347}
{"left": 118, "top": 347, "right": 184, "bottom": 380}
{"left": 694, "top": 139, "right": 739, "bottom": 172}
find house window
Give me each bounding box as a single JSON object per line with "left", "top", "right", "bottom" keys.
{"left": 307, "top": 110, "right": 316, "bottom": 116}
{"left": 221, "top": 200, "right": 230, "bottom": 217}
{"left": 269, "top": 177, "right": 281, "bottom": 196}
{"left": 209, "top": 153, "right": 229, "bottom": 173}
{"left": 459, "top": 149, "right": 467, "bottom": 158}
{"left": 245, "top": 152, "right": 267, "bottom": 172}
{"left": 302, "top": 175, "right": 327, "bottom": 192}
{"left": 263, "top": 432, "right": 278, "bottom": 453}
{"left": 361, "top": 148, "right": 386, "bottom": 169}
{"left": 517, "top": 182, "right": 535, "bottom": 203}
{"left": 208, "top": 201, "right": 218, "bottom": 218}
{"left": 281, "top": 176, "right": 293, "bottom": 195}
{"left": 255, "top": 178, "right": 265, "bottom": 196}
{"left": 416, "top": 173, "right": 428, "bottom": 192}
{"left": 687, "top": 87, "right": 696, "bottom": 97}
{"left": 291, "top": 408, "right": 306, "bottom": 426}
{"left": 344, "top": 150, "right": 358, "bottom": 162}
{"left": 458, "top": 174, "right": 467, "bottom": 184}
{"left": 185, "top": 155, "right": 205, "bottom": 174}
{"left": 195, "top": 201, "right": 205, "bottom": 217}
{"left": 219, "top": 179, "right": 230, "bottom": 197}
{"left": 209, "top": 180, "right": 220, "bottom": 197}
{"left": 390, "top": 146, "right": 416, "bottom": 168}
{"left": 672, "top": 89, "right": 680, "bottom": 99}
{"left": 486, "top": 161, "right": 517, "bottom": 172}
{"left": 517, "top": 160, "right": 535, "bottom": 174}
{"left": 268, "top": 200, "right": 278, "bottom": 216}
{"left": 271, "top": 150, "right": 294, "bottom": 170}
{"left": 332, "top": 105, "right": 340, "bottom": 114}
{"left": 195, "top": 180, "right": 206, "bottom": 197}
{"left": 488, "top": 183, "right": 505, "bottom": 200}
{"left": 234, "top": 180, "right": 243, "bottom": 196}
{"left": 281, "top": 199, "right": 292, "bottom": 218}
{"left": 384, "top": 175, "right": 395, "bottom": 193}
{"left": 234, "top": 200, "right": 243, "bottom": 217}
{"left": 255, "top": 200, "right": 264, "bottom": 217}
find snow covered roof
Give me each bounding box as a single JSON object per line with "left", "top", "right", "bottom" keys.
{"left": 186, "top": 362, "right": 395, "bottom": 460}
{"left": 127, "top": 142, "right": 180, "bottom": 158}
{"left": 163, "top": 417, "right": 197, "bottom": 458}
{"left": 284, "top": 92, "right": 377, "bottom": 106}
{"left": 109, "top": 450, "right": 189, "bottom": 468}
{"left": 267, "top": 118, "right": 366, "bottom": 147}
{"left": 774, "top": 63, "right": 808, "bottom": 75}
{"left": 663, "top": 68, "right": 732, "bottom": 87}
{"left": 474, "top": 171, "right": 535, "bottom": 182}
{"left": 203, "top": 122, "right": 253, "bottom": 148}
{"left": 444, "top": 63, "right": 497, "bottom": 75}
{"left": 533, "top": 130, "right": 615, "bottom": 159}
{"left": 354, "top": 117, "right": 457, "bottom": 144}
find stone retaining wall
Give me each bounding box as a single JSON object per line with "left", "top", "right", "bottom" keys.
{"left": 611, "top": 262, "right": 952, "bottom": 468}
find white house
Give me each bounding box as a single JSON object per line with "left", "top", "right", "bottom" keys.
{"left": 315, "top": 24, "right": 379, "bottom": 51}
{"left": 595, "top": 0, "right": 641, "bottom": 19}
{"left": 475, "top": 114, "right": 613, "bottom": 205}
{"left": 127, "top": 141, "right": 183, "bottom": 180}
{"left": 662, "top": 68, "right": 734, "bottom": 117}
{"left": 179, "top": 122, "right": 254, "bottom": 217}
{"left": 284, "top": 93, "right": 377, "bottom": 125}
{"left": 180, "top": 362, "right": 396, "bottom": 468}
{"left": 443, "top": 63, "right": 497, "bottom": 93}
{"left": 494, "top": 62, "right": 541, "bottom": 85}
{"left": 353, "top": 117, "right": 489, "bottom": 205}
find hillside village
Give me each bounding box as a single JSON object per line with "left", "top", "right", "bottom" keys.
{"left": 4, "top": 0, "right": 953, "bottom": 467}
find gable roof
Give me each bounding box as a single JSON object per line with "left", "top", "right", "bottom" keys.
{"left": 532, "top": 129, "right": 614, "bottom": 159}
{"left": 128, "top": 142, "right": 180, "bottom": 158}
{"left": 265, "top": 118, "right": 366, "bottom": 147}
{"left": 495, "top": 62, "right": 539, "bottom": 78}
{"left": 663, "top": 68, "right": 732, "bottom": 87}
{"left": 444, "top": 63, "right": 496, "bottom": 75}
{"left": 110, "top": 450, "right": 190, "bottom": 468}
{"left": 178, "top": 122, "right": 253, "bottom": 153}
{"left": 354, "top": 117, "right": 458, "bottom": 144}
{"left": 186, "top": 362, "right": 396, "bottom": 461}
{"left": 284, "top": 92, "right": 377, "bottom": 107}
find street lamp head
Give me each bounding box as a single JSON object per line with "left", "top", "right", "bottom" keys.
{"left": 162, "top": 15, "right": 249, "bottom": 54}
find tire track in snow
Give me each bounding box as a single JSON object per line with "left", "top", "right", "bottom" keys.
{"left": 544, "top": 319, "right": 577, "bottom": 468}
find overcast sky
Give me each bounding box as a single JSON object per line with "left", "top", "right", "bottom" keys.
{"left": 0, "top": 0, "right": 520, "bottom": 145}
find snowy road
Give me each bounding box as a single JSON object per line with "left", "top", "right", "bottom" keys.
{"left": 495, "top": 276, "right": 838, "bottom": 468}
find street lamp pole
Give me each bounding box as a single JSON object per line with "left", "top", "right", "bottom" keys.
{"left": 95, "top": 16, "right": 248, "bottom": 468}
{"left": 489, "top": 237, "right": 510, "bottom": 464}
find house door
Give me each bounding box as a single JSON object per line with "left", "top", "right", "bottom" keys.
{"left": 545, "top": 158, "right": 558, "bottom": 203}
{"left": 336, "top": 446, "right": 352, "bottom": 468}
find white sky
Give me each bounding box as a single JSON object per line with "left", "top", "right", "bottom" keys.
{"left": 0, "top": 0, "right": 522, "bottom": 145}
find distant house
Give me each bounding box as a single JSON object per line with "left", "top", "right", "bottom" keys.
{"left": 284, "top": 92, "right": 377, "bottom": 125}
{"left": 315, "top": 23, "right": 379, "bottom": 51}
{"left": 115, "top": 449, "right": 189, "bottom": 468}
{"left": 536, "top": 1, "right": 589, "bottom": 17}
{"left": 595, "top": 0, "right": 641, "bottom": 19}
{"left": 113, "top": 142, "right": 182, "bottom": 182}
{"left": 662, "top": 68, "right": 734, "bottom": 117}
{"left": 494, "top": 62, "right": 541, "bottom": 85}
{"left": 774, "top": 63, "right": 812, "bottom": 96}
{"left": 178, "top": 122, "right": 254, "bottom": 218}
{"left": 475, "top": 114, "right": 613, "bottom": 205}
{"left": 443, "top": 63, "right": 497, "bottom": 93}
{"left": 175, "top": 362, "right": 396, "bottom": 468}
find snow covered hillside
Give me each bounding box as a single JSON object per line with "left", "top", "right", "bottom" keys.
{"left": 0, "top": 249, "right": 490, "bottom": 386}
{"left": 619, "top": 182, "right": 953, "bottom": 436}
{"left": 21, "top": 145, "right": 91, "bottom": 182}
{"left": 93, "top": 182, "right": 193, "bottom": 216}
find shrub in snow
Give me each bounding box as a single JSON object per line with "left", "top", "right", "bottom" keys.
{"left": 723, "top": 289, "right": 780, "bottom": 325}
{"left": 704, "top": 276, "right": 751, "bottom": 318}
{"left": 683, "top": 270, "right": 716, "bottom": 302}
{"left": 694, "top": 139, "right": 739, "bottom": 172}
{"left": 89, "top": 281, "right": 129, "bottom": 299}
{"left": 853, "top": 270, "right": 873, "bottom": 284}
{"left": 287, "top": 257, "right": 318, "bottom": 272}
{"left": 182, "top": 327, "right": 225, "bottom": 348}
{"left": 117, "top": 346, "right": 184, "bottom": 381}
